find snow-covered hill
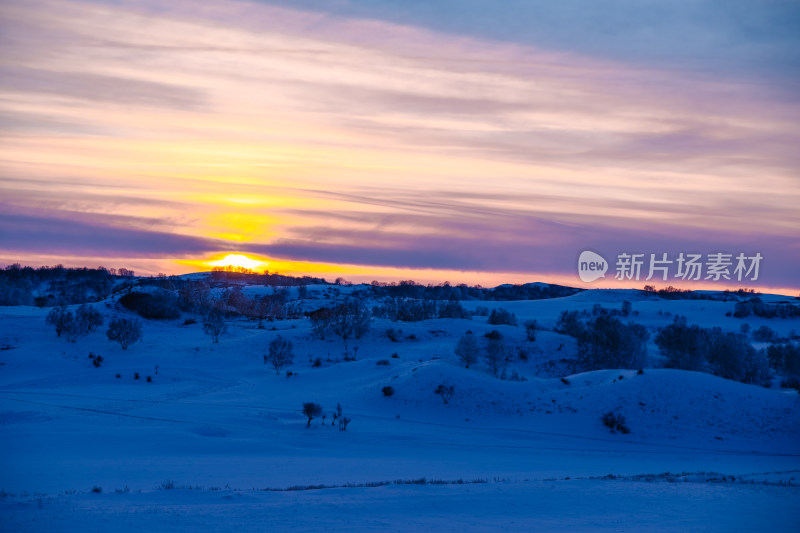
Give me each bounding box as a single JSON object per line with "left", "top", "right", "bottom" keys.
{"left": 1, "top": 286, "right": 798, "bottom": 531}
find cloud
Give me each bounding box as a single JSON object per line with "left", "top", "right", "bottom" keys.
{"left": 0, "top": 66, "right": 206, "bottom": 111}
{"left": 0, "top": 0, "right": 797, "bottom": 288}
{"left": 0, "top": 207, "right": 227, "bottom": 257}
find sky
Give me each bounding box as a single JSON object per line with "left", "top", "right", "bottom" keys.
{"left": 1, "top": 0, "right": 798, "bottom": 292}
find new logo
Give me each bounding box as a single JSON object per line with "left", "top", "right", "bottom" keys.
{"left": 578, "top": 250, "right": 608, "bottom": 283}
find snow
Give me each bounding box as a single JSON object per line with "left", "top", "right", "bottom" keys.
{"left": 1, "top": 287, "right": 799, "bottom": 531}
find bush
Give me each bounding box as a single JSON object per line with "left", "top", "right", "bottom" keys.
{"left": 47, "top": 304, "right": 104, "bottom": 342}
{"left": 752, "top": 326, "right": 776, "bottom": 342}
{"left": 434, "top": 383, "right": 454, "bottom": 404}
{"left": 438, "top": 300, "right": 471, "bottom": 319}
{"left": 488, "top": 308, "right": 517, "bottom": 326}
{"left": 578, "top": 315, "right": 648, "bottom": 371}
{"left": 376, "top": 359, "right": 390, "bottom": 366}
{"left": 382, "top": 386, "right": 395, "bottom": 397}
{"left": 767, "top": 343, "right": 800, "bottom": 375}
{"left": 601, "top": 411, "right": 630, "bottom": 433}
{"left": 556, "top": 310, "right": 585, "bottom": 338}
{"left": 707, "top": 330, "right": 767, "bottom": 384}
{"left": 385, "top": 328, "right": 400, "bottom": 342}
{"left": 454, "top": 331, "right": 480, "bottom": 368}
{"left": 523, "top": 319, "right": 537, "bottom": 341}
{"left": 655, "top": 316, "right": 709, "bottom": 371}
{"left": 119, "top": 291, "right": 180, "bottom": 319}
{"left": 46, "top": 306, "right": 71, "bottom": 338}
{"left": 106, "top": 317, "right": 142, "bottom": 350}
{"left": 781, "top": 376, "right": 800, "bottom": 391}
{"left": 473, "top": 306, "right": 490, "bottom": 317}
{"left": 264, "top": 335, "right": 294, "bottom": 374}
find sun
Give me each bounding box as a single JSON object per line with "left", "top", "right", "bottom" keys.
{"left": 207, "top": 254, "right": 265, "bottom": 271}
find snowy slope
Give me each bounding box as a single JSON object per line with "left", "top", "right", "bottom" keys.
{"left": 1, "top": 288, "right": 798, "bottom": 531}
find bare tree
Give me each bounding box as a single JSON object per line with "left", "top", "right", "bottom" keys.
{"left": 203, "top": 308, "right": 227, "bottom": 343}
{"left": 264, "top": 335, "right": 294, "bottom": 374}
{"left": 106, "top": 317, "right": 142, "bottom": 350}
{"left": 302, "top": 402, "right": 323, "bottom": 427}
{"left": 46, "top": 306, "right": 71, "bottom": 337}
{"left": 484, "top": 330, "right": 508, "bottom": 377}
{"left": 330, "top": 298, "right": 370, "bottom": 357}
{"left": 454, "top": 331, "right": 480, "bottom": 368}
{"left": 77, "top": 304, "right": 104, "bottom": 333}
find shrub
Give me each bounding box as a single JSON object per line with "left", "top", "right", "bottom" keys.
{"left": 601, "top": 411, "right": 630, "bottom": 433}
{"left": 781, "top": 376, "right": 800, "bottom": 391}
{"left": 264, "top": 335, "right": 294, "bottom": 374}
{"left": 454, "top": 331, "right": 480, "bottom": 368}
{"left": 92, "top": 355, "right": 104, "bottom": 368}
{"left": 488, "top": 308, "right": 517, "bottom": 326}
{"left": 655, "top": 316, "right": 709, "bottom": 371}
{"left": 437, "top": 300, "right": 471, "bottom": 320}
{"left": 434, "top": 383, "right": 454, "bottom": 404}
{"left": 767, "top": 343, "right": 800, "bottom": 375}
{"left": 46, "top": 306, "right": 71, "bottom": 337}
{"left": 752, "top": 326, "right": 776, "bottom": 342}
{"left": 382, "top": 386, "right": 395, "bottom": 397}
{"left": 119, "top": 291, "right": 180, "bottom": 319}
{"left": 706, "top": 330, "right": 768, "bottom": 384}
{"left": 386, "top": 328, "right": 400, "bottom": 342}
{"left": 376, "top": 359, "right": 390, "bottom": 366}
{"left": 578, "top": 315, "right": 648, "bottom": 371}
{"left": 106, "top": 317, "right": 142, "bottom": 350}
{"left": 556, "top": 310, "right": 586, "bottom": 338}
{"left": 47, "top": 305, "right": 104, "bottom": 342}
{"left": 523, "top": 319, "right": 537, "bottom": 341}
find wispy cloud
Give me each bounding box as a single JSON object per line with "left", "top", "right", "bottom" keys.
{"left": 0, "top": 0, "right": 797, "bottom": 288}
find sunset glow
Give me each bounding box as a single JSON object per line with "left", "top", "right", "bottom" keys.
{"left": 1, "top": 0, "right": 798, "bottom": 291}
{"left": 206, "top": 254, "right": 267, "bottom": 272}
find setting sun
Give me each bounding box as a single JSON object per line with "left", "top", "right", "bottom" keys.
{"left": 207, "top": 254, "right": 266, "bottom": 271}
